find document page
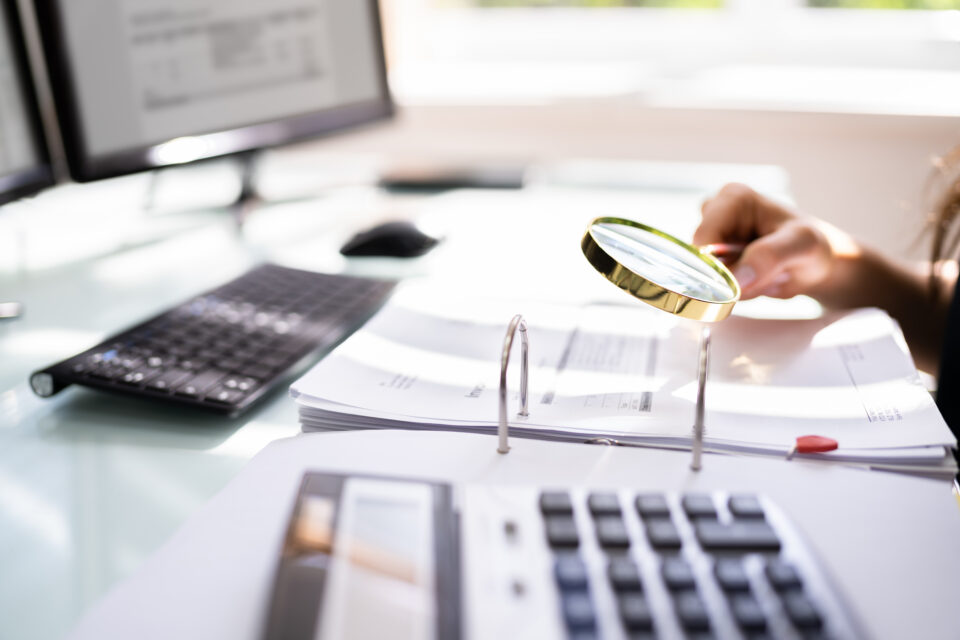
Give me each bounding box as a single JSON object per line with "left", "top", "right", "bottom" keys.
{"left": 292, "top": 287, "right": 956, "bottom": 451}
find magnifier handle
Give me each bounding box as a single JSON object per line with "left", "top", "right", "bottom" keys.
{"left": 702, "top": 242, "right": 746, "bottom": 263}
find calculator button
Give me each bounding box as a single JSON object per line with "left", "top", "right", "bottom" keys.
{"left": 595, "top": 517, "right": 630, "bottom": 549}
{"left": 545, "top": 516, "right": 580, "bottom": 549}
{"left": 730, "top": 593, "right": 768, "bottom": 631}
{"left": 682, "top": 494, "right": 718, "bottom": 519}
{"left": 661, "top": 557, "right": 696, "bottom": 590}
{"left": 782, "top": 592, "right": 823, "bottom": 630}
{"left": 728, "top": 495, "right": 766, "bottom": 519}
{"left": 562, "top": 592, "right": 597, "bottom": 630}
{"left": 587, "top": 492, "right": 622, "bottom": 516}
{"left": 673, "top": 591, "right": 711, "bottom": 631}
{"left": 645, "top": 519, "right": 682, "bottom": 550}
{"left": 695, "top": 520, "right": 781, "bottom": 551}
{"left": 608, "top": 558, "right": 643, "bottom": 592}
{"left": 555, "top": 555, "right": 589, "bottom": 590}
{"left": 635, "top": 494, "right": 670, "bottom": 519}
{"left": 765, "top": 560, "right": 803, "bottom": 591}
{"left": 618, "top": 593, "right": 654, "bottom": 631}
{"left": 540, "top": 491, "right": 574, "bottom": 515}
{"left": 714, "top": 558, "right": 751, "bottom": 591}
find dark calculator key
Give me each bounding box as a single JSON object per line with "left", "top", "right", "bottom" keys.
{"left": 146, "top": 368, "right": 191, "bottom": 392}
{"left": 539, "top": 491, "right": 574, "bottom": 515}
{"left": 682, "top": 494, "right": 718, "bottom": 519}
{"left": 555, "top": 555, "right": 589, "bottom": 590}
{"left": 714, "top": 558, "right": 751, "bottom": 591}
{"left": 765, "top": 560, "right": 803, "bottom": 591}
{"left": 673, "top": 590, "right": 711, "bottom": 631}
{"left": 618, "top": 593, "right": 654, "bottom": 631}
{"left": 562, "top": 592, "right": 596, "bottom": 630}
{"left": 645, "top": 518, "right": 681, "bottom": 550}
{"left": 545, "top": 516, "right": 580, "bottom": 549}
{"left": 695, "top": 520, "right": 781, "bottom": 551}
{"left": 661, "top": 557, "right": 696, "bottom": 590}
{"left": 635, "top": 494, "right": 670, "bottom": 519}
{"left": 587, "top": 492, "right": 621, "bottom": 516}
{"left": 595, "top": 517, "right": 630, "bottom": 549}
{"left": 782, "top": 593, "right": 823, "bottom": 630}
{"left": 728, "top": 495, "right": 766, "bottom": 519}
{"left": 730, "top": 593, "right": 767, "bottom": 631}
{"left": 568, "top": 631, "right": 599, "bottom": 640}
{"left": 608, "top": 558, "right": 642, "bottom": 592}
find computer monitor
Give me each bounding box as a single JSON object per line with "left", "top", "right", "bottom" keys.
{"left": 0, "top": 0, "right": 53, "bottom": 205}
{"left": 33, "top": 0, "right": 392, "bottom": 182}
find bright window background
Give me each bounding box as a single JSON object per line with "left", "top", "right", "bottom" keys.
{"left": 384, "top": 0, "right": 960, "bottom": 114}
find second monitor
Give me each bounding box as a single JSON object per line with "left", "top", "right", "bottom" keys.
{"left": 33, "top": 0, "right": 392, "bottom": 182}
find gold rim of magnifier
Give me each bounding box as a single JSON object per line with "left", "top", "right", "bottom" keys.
{"left": 581, "top": 216, "right": 741, "bottom": 323}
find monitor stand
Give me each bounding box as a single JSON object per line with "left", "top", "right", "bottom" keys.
{"left": 141, "top": 151, "right": 262, "bottom": 230}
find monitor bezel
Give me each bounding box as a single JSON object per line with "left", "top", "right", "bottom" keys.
{"left": 33, "top": 0, "right": 394, "bottom": 183}
{"left": 0, "top": 0, "right": 54, "bottom": 205}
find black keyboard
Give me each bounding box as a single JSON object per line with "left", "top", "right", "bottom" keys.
{"left": 29, "top": 264, "right": 395, "bottom": 415}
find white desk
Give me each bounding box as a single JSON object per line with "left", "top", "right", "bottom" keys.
{"left": 0, "top": 157, "right": 955, "bottom": 640}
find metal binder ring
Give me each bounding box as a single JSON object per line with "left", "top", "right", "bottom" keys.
{"left": 498, "top": 314, "right": 529, "bottom": 454}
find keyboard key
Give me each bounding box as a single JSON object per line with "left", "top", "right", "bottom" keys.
{"left": 730, "top": 593, "right": 767, "bottom": 632}
{"left": 174, "top": 369, "right": 227, "bottom": 398}
{"left": 118, "top": 368, "right": 160, "bottom": 387}
{"left": 618, "top": 593, "right": 653, "bottom": 631}
{"left": 545, "top": 516, "right": 580, "bottom": 548}
{"left": 661, "top": 557, "right": 696, "bottom": 590}
{"left": 608, "top": 558, "right": 642, "bottom": 592}
{"left": 728, "top": 495, "right": 765, "bottom": 519}
{"left": 587, "top": 492, "right": 621, "bottom": 516}
{"left": 695, "top": 520, "right": 781, "bottom": 551}
{"left": 146, "top": 368, "right": 191, "bottom": 392}
{"left": 782, "top": 593, "right": 823, "bottom": 630}
{"left": 595, "top": 517, "right": 630, "bottom": 549}
{"left": 562, "top": 592, "right": 596, "bottom": 630}
{"left": 673, "top": 591, "right": 710, "bottom": 631}
{"left": 555, "top": 555, "right": 589, "bottom": 590}
{"left": 205, "top": 386, "right": 247, "bottom": 406}
{"left": 539, "top": 491, "right": 573, "bottom": 515}
{"left": 714, "top": 558, "right": 750, "bottom": 591}
{"left": 764, "top": 560, "right": 803, "bottom": 591}
{"left": 645, "top": 518, "right": 681, "bottom": 550}
{"left": 635, "top": 494, "right": 670, "bottom": 519}
{"left": 682, "top": 494, "right": 718, "bottom": 519}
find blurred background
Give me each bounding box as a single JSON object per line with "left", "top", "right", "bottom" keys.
{"left": 362, "top": 0, "right": 960, "bottom": 259}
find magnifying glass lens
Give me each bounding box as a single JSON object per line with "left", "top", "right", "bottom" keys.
{"left": 591, "top": 223, "right": 735, "bottom": 303}
{"left": 582, "top": 218, "right": 739, "bottom": 322}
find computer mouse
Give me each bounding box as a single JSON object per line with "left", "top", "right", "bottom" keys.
{"left": 339, "top": 220, "right": 440, "bottom": 258}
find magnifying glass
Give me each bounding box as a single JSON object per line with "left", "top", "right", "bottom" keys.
{"left": 581, "top": 216, "right": 742, "bottom": 471}
{"left": 581, "top": 217, "right": 740, "bottom": 322}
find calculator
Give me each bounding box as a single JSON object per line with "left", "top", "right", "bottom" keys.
{"left": 263, "top": 473, "right": 865, "bottom": 640}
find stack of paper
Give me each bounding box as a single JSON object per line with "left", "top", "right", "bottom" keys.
{"left": 291, "top": 287, "right": 958, "bottom": 477}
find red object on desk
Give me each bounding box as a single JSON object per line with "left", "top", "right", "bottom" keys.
{"left": 787, "top": 435, "right": 839, "bottom": 460}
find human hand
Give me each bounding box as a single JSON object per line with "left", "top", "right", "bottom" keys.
{"left": 694, "top": 183, "right": 854, "bottom": 300}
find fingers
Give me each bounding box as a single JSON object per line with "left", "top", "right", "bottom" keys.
{"left": 731, "top": 221, "right": 829, "bottom": 299}
{"left": 693, "top": 183, "right": 761, "bottom": 247}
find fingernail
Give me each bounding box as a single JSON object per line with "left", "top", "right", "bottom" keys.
{"left": 733, "top": 264, "right": 756, "bottom": 289}
{"left": 772, "top": 271, "right": 791, "bottom": 286}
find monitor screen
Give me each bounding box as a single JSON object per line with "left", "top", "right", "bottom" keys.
{"left": 35, "top": 0, "right": 392, "bottom": 182}
{"left": 0, "top": 0, "right": 53, "bottom": 205}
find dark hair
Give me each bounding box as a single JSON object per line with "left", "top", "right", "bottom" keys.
{"left": 929, "top": 146, "right": 960, "bottom": 302}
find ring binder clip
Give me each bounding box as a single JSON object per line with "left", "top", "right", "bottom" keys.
{"left": 498, "top": 314, "right": 529, "bottom": 454}
{"left": 690, "top": 326, "right": 711, "bottom": 471}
